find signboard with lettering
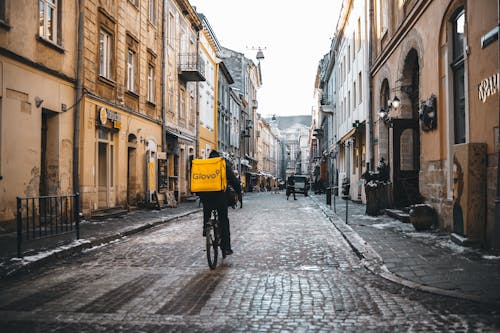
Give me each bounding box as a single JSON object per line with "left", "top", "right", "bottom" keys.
{"left": 478, "top": 72, "right": 499, "bottom": 103}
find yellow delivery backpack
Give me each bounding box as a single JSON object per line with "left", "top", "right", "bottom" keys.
{"left": 190, "top": 157, "right": 227, "bottom": 192}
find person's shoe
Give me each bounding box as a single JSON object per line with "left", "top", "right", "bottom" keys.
{"left": 294, "top": 198, "right": 297, "bottom": 200}
{"left": 223, "top": 249, "right": 233, "bottom": 256}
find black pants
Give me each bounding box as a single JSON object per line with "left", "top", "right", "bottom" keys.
{"left": 286, "top": 186, "right": 296, "bottom": 199}
{"left": 203, "top": 202, "right": 231, "bottom": 251}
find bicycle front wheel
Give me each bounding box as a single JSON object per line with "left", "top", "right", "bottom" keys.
{"left": 205, "top": 223, "right": 218, "bottom": 269}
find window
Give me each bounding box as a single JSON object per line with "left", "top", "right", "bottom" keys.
{"left": 126, "top": 49, "right": 136, "bottom": 92}
{"left": 357, "top": 18, "right": 361, "bottom": 50}
{"left": 358, "top": 72, "right": 362, "bottom": 105}
{"left": 189, "top": 95, "right": 195, "bottom": 126}
{"left": 168, "top": 12, "right": 175, "bottom": 47}
{"left": 353, "top": 82, "right": 357, "bottom": 108}
{"left": 99, "top": 30, "right": 112, "bottom": 79}
{"left": 168, "top": 88, "right": 173, "bottom": 114}
{"left": 0, "top": 0, "right": 6, "bottom": 24}
{"left": 380, "top": 0, "right": 388, "bottom": 34}
{"left": 39, "top": 0, "right": 59, "bottom": 44}
{"left": 451, "top": 9, "right": 465, "bottom": 144}
{"left": 147, "top": 64, "right": 155, "bottom": 103}
{"left": 347, "top": 46, "right": 350, "bottom": 72}
{"left": 148, "top": 0, "right": 156, "bottom": 23}
{"left": 179, "top": 89, "right": 186, "bottom": 120}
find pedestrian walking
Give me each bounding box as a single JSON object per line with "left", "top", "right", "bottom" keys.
{"left": 286, "top": 173, "right": 297, "bottom": 200}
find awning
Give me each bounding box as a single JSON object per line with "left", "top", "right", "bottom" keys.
{"left": 166, "top": 130, "right": 195, "bottom": 142}
{"left": 338, "top": 128, "right": 355, "bottom": 143}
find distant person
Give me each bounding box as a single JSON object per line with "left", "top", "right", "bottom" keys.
{"left": 286, "top": 173, "right": 297, "bottom": 200}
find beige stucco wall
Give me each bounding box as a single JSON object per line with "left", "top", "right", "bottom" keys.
{"left": 0, "top": 0, "right": 77, "bottom": 229}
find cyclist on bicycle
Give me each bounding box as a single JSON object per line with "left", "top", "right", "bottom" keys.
{"left": 198, "top": 150, "right": 241, "bottom": 256}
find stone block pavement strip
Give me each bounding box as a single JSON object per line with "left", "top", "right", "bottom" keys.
{"left": 310, "top": 194, "right": 500, "bottom": 307}
{"left": 1, "top": 193, "right": 499, "bottom": 308}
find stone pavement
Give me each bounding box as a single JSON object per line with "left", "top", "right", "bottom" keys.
{"left": 310, "top": 194, "right": 500, "bottom": 307}
{"left": 1, "top": 193, "right": 499, "bottom": 307}
{"left": 0, "top": 200, "right": 202, "bottom": 279}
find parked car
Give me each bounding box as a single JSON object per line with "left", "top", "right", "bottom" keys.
{"left": 294, "top": 175, "right": 310, "bottom": 196}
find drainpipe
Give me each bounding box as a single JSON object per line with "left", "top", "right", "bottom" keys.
{"left": 493, "top": 0, "right": 500, "bottom": 251}
{"left": 161, "top": 0, "right": 167, "bottom": 154}
{"left": 367, "top": 0, "right": 375, "bottom": 172}
{"left": 195, "top": 30, "right": 200, "bottom": 158}
{"left": 73, "top": 0, "right": 84, "bottom": 197}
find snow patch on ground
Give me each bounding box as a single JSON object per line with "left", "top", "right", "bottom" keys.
{"left": 9, "top": 239, "right": 90, "bottom": 265}
{"left": 353, "top": 214, "right": 380, "bottom": 221}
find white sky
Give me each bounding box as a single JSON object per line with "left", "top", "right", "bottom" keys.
{"left": 189, "top": 1, "right": 341, "bottom": 118}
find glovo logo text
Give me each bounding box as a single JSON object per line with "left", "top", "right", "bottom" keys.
{"left": 193, "top": 169, "right": 221, "bottom": 180}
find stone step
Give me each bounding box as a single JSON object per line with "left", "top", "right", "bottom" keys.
{"left": 90, "top": 207, "right": 128, "bottom": 221}
{"left": 385, "top": 209, "right": 410, "bottom": 223}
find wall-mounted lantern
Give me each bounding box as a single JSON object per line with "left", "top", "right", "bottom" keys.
{"left": 419, "top": 94, "right": 437, "bottom": 131}
{"left": 378, "top": 96, "right": 400, "bottom": 128}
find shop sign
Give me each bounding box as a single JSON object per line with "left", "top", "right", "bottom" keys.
{"left": 96, "top": 106, "right": 122, "bottom": 129}
{"left": 478, "top": 72, "right": 499, "bottom": 103}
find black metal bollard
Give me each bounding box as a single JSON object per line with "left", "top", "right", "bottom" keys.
{"left": 326, "top": 187, "right": 332, "bottom": 206}
{"left": 345, "top": 196, "right": 348, "bottom": 224}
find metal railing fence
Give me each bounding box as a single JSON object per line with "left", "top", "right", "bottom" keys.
{"left": 16, "top": 193, "right": 80, "bottom": 257}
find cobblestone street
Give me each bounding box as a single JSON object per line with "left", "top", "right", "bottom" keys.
{"left": 0, "top": 193, "right": 499, "bottom": 332}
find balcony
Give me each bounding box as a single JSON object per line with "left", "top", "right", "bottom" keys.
{"left": 178, "top": 53, "right": 206, "bottom": 82}
{"left": 313, "top": 128, "right": 323, "bottom": 137}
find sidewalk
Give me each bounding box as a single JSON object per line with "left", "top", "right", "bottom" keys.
{"left": 310, "top": 194, "right": 500, "bottom": 307}
{"left": 0, "top": 200, "right": 202, "bottom": 279}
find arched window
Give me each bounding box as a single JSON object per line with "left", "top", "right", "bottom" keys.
{"left": 451, "top": 9, "right": 466, "bottom": 144}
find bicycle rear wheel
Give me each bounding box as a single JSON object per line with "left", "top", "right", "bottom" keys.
{"left": 205, "top": 221, "right": 218, "bottom": 269}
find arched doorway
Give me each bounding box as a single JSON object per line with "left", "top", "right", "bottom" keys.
{"left": 393, "top": 49, "right": 422, "bottom": 207}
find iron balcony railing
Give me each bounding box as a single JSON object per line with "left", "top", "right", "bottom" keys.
{"left": 178, "top": 53, "right": 206, "bottom": 82}
{"left": 16, "top": 193, "right": 80, "bottom": 257}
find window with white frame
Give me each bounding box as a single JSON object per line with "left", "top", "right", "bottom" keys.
{"left": 147, "top": 64, "right": 155, "bottom": 103}
{"left": 380, "top": 0, "right": 388, "bottom": 34}
{"left": 99, "top": 30, "right": 112, "bottom": 79}
{"left": 149, "top": 0, "right": 156, "bottom": 24}
{"left": 358, "top": 72, "right": 362, "bottom": 105}
{"left": 127, "top": 49, "right": 136, "bottom": 92}
{"left": 168, "top": 12, "right": 175, "bottom": 47}
{"left": 39, "top": 0, "right": 59, "bottom": 44}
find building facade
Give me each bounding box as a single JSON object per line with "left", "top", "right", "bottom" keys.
{"left": 370, "top": 0, "right": 499, "bottom": 248}
{"left": 0, "top": 0, "right": 78, "bottom": 229}
{"left": 164, "top": 0, "right": 203, "bottom": 203}
{"left": 196, "top": 13, "right": 219, "bottom": 160}
{"left": 78, "top": 0, "right": 164, "bottom": 215}
{"left": 330, "top": 0, "right": 371, "bottom": 202}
